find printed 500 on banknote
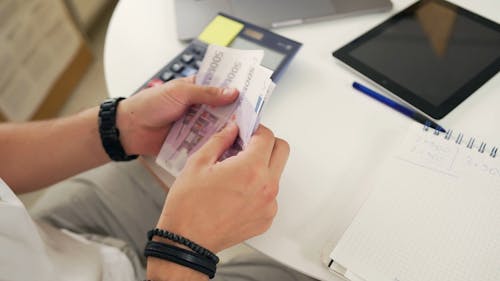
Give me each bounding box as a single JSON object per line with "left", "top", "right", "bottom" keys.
{"left": 156, "top": 45, "right": 275, "bottom": 176}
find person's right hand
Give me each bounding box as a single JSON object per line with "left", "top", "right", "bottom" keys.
{"left": 155, "top": 123, "right": 290, "bottom": 253}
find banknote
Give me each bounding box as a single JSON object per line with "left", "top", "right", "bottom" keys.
{"left": 235, "top": 66, "right": 274, "bottom": 146}
{"left": 156, "top": 47, "right": 262, "bottom": 168}
{"left": 197, "top": 45, "right": 264, "bottom": 88}
{"left": 156, "top": 45, "right": 275, "bottom": 176}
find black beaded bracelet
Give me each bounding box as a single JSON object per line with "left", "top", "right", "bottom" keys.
{"left": 144, "top": 240, "right": 216, "bottom": 279}
{"left": 148, "top": 228, "right": 219, "bottom": 264}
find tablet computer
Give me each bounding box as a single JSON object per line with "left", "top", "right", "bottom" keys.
{"left": 333, "top": 0, "right": 500, "bottom": 119}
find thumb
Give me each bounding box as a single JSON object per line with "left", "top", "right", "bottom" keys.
{"left": 191, "top": 122, "right": 239, "bottom": 165}
{"left": 180, "top": 83, "right": 239, "bottom": 106}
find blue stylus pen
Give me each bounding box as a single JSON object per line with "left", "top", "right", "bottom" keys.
{"left": 353, "top": 82, "right": 446, "bottom": 133}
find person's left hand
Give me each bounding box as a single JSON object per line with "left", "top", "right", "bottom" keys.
{"left": 116, "top": 76, "right": 238, "bottom": 156}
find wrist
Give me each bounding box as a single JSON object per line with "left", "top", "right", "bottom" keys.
{"left": 148, "top": 229, "right": 219, "bottom": 265}
{"left": 115, "top": 98, "right": 136, "bottom": 155}
{"left": 115, "top": 97, "right": 165, "bottom": 156}
{"left": 156, "top": 214, "right": 222, "bottom": 254}
{"left": 147, "top": 256, "right": 209, "bottom": 281}
{"left": 98, "top": 97, "right": 138, "bottom": 161}
{"left": 145, "top": 236, "right": 216, "bottom": 280}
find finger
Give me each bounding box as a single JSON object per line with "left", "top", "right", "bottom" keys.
{"left": 243, "top": 125, "right": 276, "bottom": 164}
{"left": 190, "top": 122, "right": 239, "bottom": 165}
{"left": 173, "top": 75, "right": 195, "bottom": 84}
{"left": 269, "top": 138, "right": 290, "bottom": 182}
{"left": 174, "top": 82, "right": 239, "bottom": 106}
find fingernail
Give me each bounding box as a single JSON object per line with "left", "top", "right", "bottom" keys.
{"left": 222, "top": 88, "right": 237, "bottom": 96}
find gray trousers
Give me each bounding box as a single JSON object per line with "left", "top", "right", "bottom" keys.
{"left": 30, "top": 161, "right": 316, "bottom": 281}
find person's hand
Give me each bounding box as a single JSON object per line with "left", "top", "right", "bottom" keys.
{"left": 116, "top": 76, "right": 238, "bottom": 156}
{"left": 155, "top": 123, "right": 290, "bottom": 253}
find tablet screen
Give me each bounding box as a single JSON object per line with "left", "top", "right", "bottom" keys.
{"left": 333, "top": 0, "right": 500, "bottom": 119}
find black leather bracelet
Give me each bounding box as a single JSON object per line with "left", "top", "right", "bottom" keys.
{"left": 98, "top": 97, "right": 138, "bottom": 161}
{"left": 144, "top": 240, "right": 216, "bottom": 279}
{"left": 148, "top": 228, "right": 219, "bottom": 264}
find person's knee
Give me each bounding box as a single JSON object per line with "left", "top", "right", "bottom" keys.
{"left": 30, "top": 178, "right": 105, "bottom": 232}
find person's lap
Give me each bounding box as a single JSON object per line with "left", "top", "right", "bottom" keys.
{"left": 30, "top": 161, "right": 316, "bottom": 281}
{"left": 30, "top": 161, "right": 165, "bottom": 265}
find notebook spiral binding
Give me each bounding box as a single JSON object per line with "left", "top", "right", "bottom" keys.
{"left": 423, "top": 123, "right": 497, "bottom": 158}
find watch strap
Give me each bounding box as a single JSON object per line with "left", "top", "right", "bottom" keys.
{"left": 98, "top": 97, "right": 138, "bottom": 161}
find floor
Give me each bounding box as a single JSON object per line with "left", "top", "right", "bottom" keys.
{"left": 18, "top": 6, "right": 111, "bottom": 210}
{"left": 58, "top": 7, "right": 110, "bottom": 117}
{"left": 19, "top": 4, "right": 254, "bottom": 263}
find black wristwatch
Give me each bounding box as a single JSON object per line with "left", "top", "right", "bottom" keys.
{"left": 98, "top": 97, "right": 138, "bottom": 161}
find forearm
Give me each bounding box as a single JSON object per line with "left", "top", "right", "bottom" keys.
{"left": 0, "top": 107, "right": 109, "bottom": 193}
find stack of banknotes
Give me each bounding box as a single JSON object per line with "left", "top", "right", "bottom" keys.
{"left": 156, "top": 45, "right": 276, "bottom": 176}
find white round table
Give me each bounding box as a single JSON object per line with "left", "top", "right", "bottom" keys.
{"left": 104, "top": 1, "right": 500, "bottom": 280}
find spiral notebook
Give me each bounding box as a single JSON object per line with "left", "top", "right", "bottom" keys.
{"left": 327, "top": 123, "right": 499, "bottom": 281}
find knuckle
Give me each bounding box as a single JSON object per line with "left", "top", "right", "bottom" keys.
{"left": 165, "top": 78, "right": 185, "bottom": 92}
{"left": 258, "top": 218, "right": 274, "bottom": 233}
{"left": 276, "top": 138, "right": 290, "bottom": 152}
{"left": 178, "top": 75, "right": 195, "bottom": 83}
{"left": 266, "top": 200, "right": 278, "bottom": 219}
{"left": 166, "top": 84, "right": 190, "bottom": 104}
{"left": 261, "top": 126, "right": 275, "bottom": 140}
{"left": 203, "top": 86, "right": 221, "bottom": 99}
{"left": 255, "top": 125, "right": 272, "bottom": 138}
{"left": 264, "top": 182, "right": 279, "bottom": 201}
{"left": 209, "top": 86, "right": 222, "bottom": 95}
{"left": 211, "top": 130, "right": 228, "bottom": 143}
{"left": 185, "top": 154, "right": 203, "bottom": 168}
{"left": 187, "top": 150, "right": 210, "bottom": 167}
{"left": 245, "top": 165, "right": 266, "bottom": 184}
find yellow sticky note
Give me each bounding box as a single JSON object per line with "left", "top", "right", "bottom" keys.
{"left": 198, "top": 15, "right": 244, "bottom": 46}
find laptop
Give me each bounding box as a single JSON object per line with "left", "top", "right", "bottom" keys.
{"left": 175, "top": 0, "right": 393, "bottom": 41}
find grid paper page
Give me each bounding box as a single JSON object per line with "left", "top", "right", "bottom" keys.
{"left": 330, "top": 124, "right": 500, "bottom": 281}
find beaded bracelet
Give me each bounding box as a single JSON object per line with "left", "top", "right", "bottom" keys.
{"left": 144, "top": 240, "right": 216, "bottom": 279}
{"left": 148, "top": 228, "right": 219, "bottom": 264}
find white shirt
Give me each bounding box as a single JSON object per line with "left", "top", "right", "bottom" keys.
{"left": 0, "top": 178, "right": 136, "bottom": 281}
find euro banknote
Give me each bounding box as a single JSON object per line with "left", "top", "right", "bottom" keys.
{"left": 156, "top": 45, "right": 275, "bottom": 176}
